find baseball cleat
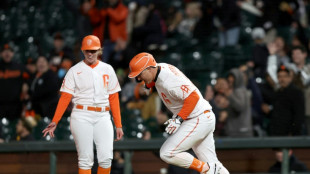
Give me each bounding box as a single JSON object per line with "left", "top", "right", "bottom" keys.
{"left": 201, "top": 162, "right": 229, "bottom": 174}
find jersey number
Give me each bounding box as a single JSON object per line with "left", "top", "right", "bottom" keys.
{"left": 161, "top": 92, "right": 171, "bottom": 105}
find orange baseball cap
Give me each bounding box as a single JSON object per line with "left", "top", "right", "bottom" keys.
{"left": 81, "top": 35, "right": 101, "bottom": 51}
{"left": 128, "top": 52, "right": 157, "bottom": 78}
{"left": 1, "top": 43, "right": 13, "bottom": 52}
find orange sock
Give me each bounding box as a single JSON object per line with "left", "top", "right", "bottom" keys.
{"left": 79, "top": 168, "right": 91, "bottom": 174}
{"left": 189, "top": 158, "right": 206, "bottom": 172}
{"left": 97, "top": 167, "right": 111, "bottom": 174}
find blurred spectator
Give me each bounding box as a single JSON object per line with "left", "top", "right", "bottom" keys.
{"left": 83, "top": 0, "right": 128, "bottom": 62}
{"left": 15, "top": 116, "right": 36, "bottom": 141}
{"left": 214, "top": 0, "right": 241, "bottom": 47}
{"left": 131, "top": 2, "right": 165, "bottom": 51}
{"left": 140, "top": 90, "right": 161, "bottom": 120}
{"left": 177, "top": 2, "right": 202, "bottom": 37}
{"left": 267, "top": 36, "right": 290, "bottom": 85}
{"left": 25, "top": 57, "right": 37, "bottom": 80}
{"left": 260, "top": 74, "right": 277, "bottom": 132}
{"left": 0, "top": 44, "right": 29, "bottom": 121}
{"left": 121, "top": 78, "right": 137, "bottom": 105}
{"left": 126, "top": 1, "right": 149, "bottom": 42}
{"left": 213, "top": 93, "right": 230, "bottom": 137}
{"left": 269, "top": 149, "right": 308, "bottom": 173}
{"left": 274, "top": 36, "right": 291, "bottom": 65}
{"left": 49, "top": 32, "right": 75, "bottom": 81}
{"left": 278, "top": 0, "right": 299, "bottom": 28}
{"left": 269, "top": 65, "right": 305, "bottom": 136}
{"left": 286, "top": 45, "right": 310, "bottom": 135}
{"left": 290, "top": 21, "right": 309, "bottom": 48}
{"left": 204, "top": 84, "right": 219, "bottom": 117}
{"left": 240, "top": 64, "right": 265, "bottom": 136}
{"left": 225, "top": 68, "right": 253, "bottom": 137}
{"left": 120, "top": 1, "right": 150, "bottom": 70}
{"left": 193, "top": 0, "right": 214, "bottom": 40}
{"left": 162, "top": 1, "right": 183, "bottom": 37}
{"left": 286, "top": 46, "right": 310, "bottom": 89}
{"left": 213, "top": 78, "right": 231, "bottom": 136}
{"left": 126, "top": 83, "right": 161, "bottom": 121}
{"left": 29, "top": 56, "right": 60, "bottom": 119}
{"left": 249, "top": 27, "right": 269, "bottom": 79}
{"left": 297, "top": 0, "right": 308, "bottom": 27}
{"left": 254, "top": 1, "right": 280, "bottom": 43}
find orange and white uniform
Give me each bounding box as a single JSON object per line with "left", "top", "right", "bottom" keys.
{"left": 52, "top": 60, "right": 121, "bottom": 171}
{"left": 128, "top": 52, "right": 229, "bottom": 174}
{"left": 151, "top": 63, "right": 219, "bottom": 168}
{"left": 155, "top": 63, "right": 212, "bottom": 119}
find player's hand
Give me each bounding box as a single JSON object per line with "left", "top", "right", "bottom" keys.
{"left": 115, "top": 128, "right": 124, "bottom": 141}
{"left": 42, "top": 122, "right": 57, "bottom": 138}
{"left": 164, "top": 118, "right": 182, "bottom": 134}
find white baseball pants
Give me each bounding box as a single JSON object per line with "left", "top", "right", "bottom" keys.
{"left": 70, "top": 109, "right": 114, "bottom": 170}
{"left": 160, "top": 110, "right": 219, "bottom": 168}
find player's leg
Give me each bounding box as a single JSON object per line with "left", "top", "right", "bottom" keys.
{"left": 159, "top": 116, "right": 212, "bottom": 173}
{"left": 71, "top": 111, "right": 95, "bottom": 173}
{"left": 93, "top": 113, "right": 114, "bottom": 174}
{"left": 192, "top": 111, "right": 229, "bottom": 174}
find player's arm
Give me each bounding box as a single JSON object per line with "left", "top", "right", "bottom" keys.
{"left": 42, "top": 92, "right": 72, "bottom": 138}
{"left": 109, "top": 92, "right": 124, "bottom": 141}
{"left": 177, "top": 90, "right": 200, "bottom": 121}
{"left": 109, "top": 92, "right": 122, "bottom": 128}
{"left": 52, "top": 92, "right": 73, "bottom": 124}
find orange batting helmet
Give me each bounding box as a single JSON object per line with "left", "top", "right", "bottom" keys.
{"left": 128, "top": 52, "right": 157, "bottom": 78}
{"left": 81, "top": 35, "right": 101, "bottom": 51}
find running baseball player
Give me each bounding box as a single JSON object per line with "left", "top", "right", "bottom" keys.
{"left": 128, "top": 52, "right": 229, "bottom": 174}
{"left": 42, "top": 35, "right": 123, "bottom": 174}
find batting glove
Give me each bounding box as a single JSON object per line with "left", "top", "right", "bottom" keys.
{"left": 164, "top": 116, "right": 183, "bottom": 134}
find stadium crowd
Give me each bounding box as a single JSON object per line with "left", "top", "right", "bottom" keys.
{"left": 0, "top": 0, "right": 310, "bottom": 143}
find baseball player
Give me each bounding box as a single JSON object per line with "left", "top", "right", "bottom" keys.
{"left": 42, "top": 35, "right": 123, "bottom": 174}
{"left": 128, "top": 52, "right": 229, "bottom": 174}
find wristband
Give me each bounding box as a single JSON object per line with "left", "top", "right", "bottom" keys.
{"left": 176, "top": 115, "right": 184, "bottom": 123}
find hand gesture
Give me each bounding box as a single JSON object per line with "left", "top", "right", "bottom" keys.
{"left": 115, "top": 128, "right": 124, "bottom": 141}
{"left": 164, "top": 118, "right": 182, "bottom": 134}
{"left": 42, "top": 122, "right": 57, "bottom": 138}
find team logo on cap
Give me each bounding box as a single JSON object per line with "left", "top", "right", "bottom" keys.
{"left": 87, "top": 39, "right": 92, "bottom": 46}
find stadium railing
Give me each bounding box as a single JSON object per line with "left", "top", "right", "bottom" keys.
{"left": 0, "top": 136, "right": 309, "bottom": 174}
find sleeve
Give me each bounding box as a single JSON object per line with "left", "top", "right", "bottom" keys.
{"left": 177, "top": 90, "right": 200, "bottom": 120}
{"left": 109, "top": 92, "right": 122, "bottom": 128}
{"left": 52, "top": 92, "right": 73, "bottom": 124}
{"left": 60, "top": 69, "right": 75, "bottom": 95}
{"left": 107, "top": 66, "right": 121, "bottom": 94}
{"left": 267, "top": 54, "right": 278, "bottom": 84}
{"left": 88, "top": 8, "right": 105, "bottom": 26}
{"left": 107, "top": 5, "right": 128, "bottom": 23}
{"left": 300, "top": 69, "right": 310, "bottom": 86}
